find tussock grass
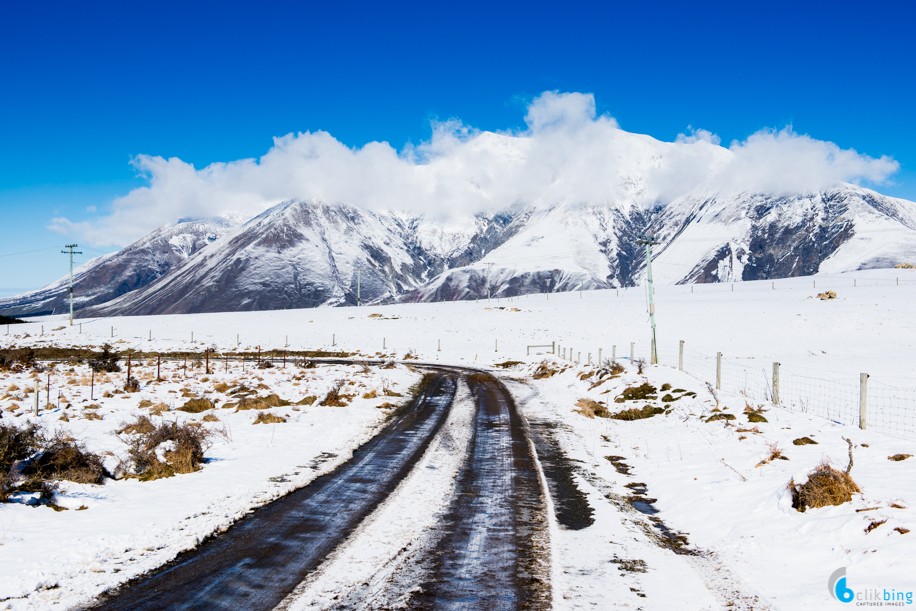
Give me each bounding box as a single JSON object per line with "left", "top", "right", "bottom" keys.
{"left": 533, "top": 361, "right": 559, "bottom": 379}
{"left": 178, "top": 398, "right": 214, "bottom": 413}
{"left": 362, "top": 390, "right": 377, "bottom": 399}
{"left": 791, "top": 462, "right": 860, "bottom": 512}
{"left": 121, "top": 421, "right": 210, "bottom": 481}
{"left": 793, "top": 437, "right": 818, "bottom": 446}
{"left": 493, "top": 360, "right": 524, "bottom": 369}
{"left": 235, "top": 398, "right": 271, "bottom": 411}
{"left": 253, "top": 412, "right": 286, "bottom": 424}
{"left": 297, "top": 395, "right": 317, "bottom": 406}
{"left": 118, "top": 416, "right": 156, "bottom": 435}
{"left": 574, "top": 398, "right": 610, "bottom": 419}
{"left": 706, "top": 413, "right": 736, "bottom": 422}
{"left": 888, "top": 454, "right": 913, "bottom": 461}
{"left": 610, "top": 405, "right": 665, "bottom": 421}
{"left": 614, "top": 383, "right": 657, "bottom": 403}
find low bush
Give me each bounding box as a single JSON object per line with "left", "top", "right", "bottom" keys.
{"left": 0, "top": 423, "right": 107, "bottom": 504}
{"left": 120, "top": 420, "right": 210, "bottom": 481}
{"left": 791, "top": 463, "right": 860, "bottom": 512}
{"left": 88, "top": 345, "right": 121, "bottom": 373}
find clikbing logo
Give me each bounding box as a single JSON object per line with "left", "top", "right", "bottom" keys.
{"left": 829, "top": 568, "right": 854, "bottom": 603}
{"left": 828, "top": 567, "right": 913, "bottom": 605}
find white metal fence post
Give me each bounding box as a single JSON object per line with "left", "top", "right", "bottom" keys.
{"left": 716, "top": 352, "right": 722, "bottom": 390}
{"left": 679, "top": 340, "right": 684, "bottom": 371}
{"left": 773, "top": 362, "right": 780, "bottom": 404}
{"left": 860, "top": 373, "right": 869, "bottom": 430}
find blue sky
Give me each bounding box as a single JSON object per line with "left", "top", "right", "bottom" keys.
{"left": 1, "top": 0, "right": 914, "bottom": 295}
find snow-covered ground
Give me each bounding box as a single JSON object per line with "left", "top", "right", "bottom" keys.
{"left": 0, "top": 267, "right": 914, "bottom": 609}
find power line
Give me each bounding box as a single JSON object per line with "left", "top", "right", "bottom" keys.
{"left": 0, "top": 246, "right": 61, "bottom": 258}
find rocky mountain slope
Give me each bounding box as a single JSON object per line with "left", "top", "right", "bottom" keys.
{"left": 0, "top": 217, "right": 240, "bottom": 318}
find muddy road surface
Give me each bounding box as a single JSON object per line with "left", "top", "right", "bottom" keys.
{"left": 91, "top": 373, "right": 457, "bottom": 611}
{"left": 411, "top": 373, "right": 550, "bottom": 611}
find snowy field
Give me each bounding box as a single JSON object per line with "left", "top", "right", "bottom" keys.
{"left": 0, "top": 267, "right": 914, "bottom": 609}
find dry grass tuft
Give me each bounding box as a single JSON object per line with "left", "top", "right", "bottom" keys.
{"left": 574, "top": 398, "right": 609, "bottom": 419}
{"left": 362, "top": 390, "right": 377, "bottom": 399}
{"left": 790, "top": 463, "right": 861, "bottom": 512}
{"left": 253, "top": 412, "right": 286, "bottom": 424}
{"left": 793, "top": 437, "right": 818, "bottom": 446}
{"left": 297, "top": 395, "right": 317, "bottom": 406}
{"left": 320, "top": 383, "right": 353, "bottom": 406}
{"left": 888, "top": 454, "right": 913, "bottom": 461}
{"left": 259, "top": 394, "right": 289, "bottom": 407}
{"left": 148, "top": 402, "right": 169, "bottom": 414}
{"left": 706, "top": 413, "right": 736, "bottom": 423}
{"left": 493, "top": 360, "right": 524, "bottom": 369}
{"left": 83, "top": 412, "right": 103, "bottom": 421}
{"left": 235, "top": 398, "right": 271, "bottom": 411}
{"left": 610, "top": 404, "right": 665, "bottom": 421}
{"left": 895, "top": 527, "right": 910, "bottom": 534}
{"left": 736, "top": 427, "right": 761, "bottom": 434}
{"left": 865, "top": 519, "right": 887, "bottom": 534}
{"left": 202, "top": 414, "right": 219, "bottom": 422}
{"left": 533, "top": 361, "right": 559, "bottom": 379}
{"left": 614, "top": 383, "right": 657, "bottom": 403}
{"left": 756, "top": 443, "right": 789, "bottom": 466}
{"left": 178, "top": 398, "right": 214, "bottom": 413}
{"left": 213, "top": 382, "right": 230, "bottom": 393}
{"left": 118, "top": 415, "right": 156, "bottom": 435}
{"left": 747, "top": 412, "right": 768, "bottom": 423}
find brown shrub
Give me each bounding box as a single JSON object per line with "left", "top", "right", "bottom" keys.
{"left": 791, "top": 463, "right": 861, "bottom": 512}
{"left": 121, "top": 421, "right": 210, "bottom": 481}
{"left": 253, "top": 412, "right": 287, "bottom": 424}
{"left": 178, "top": 398, "right": 215, "bottom": 413}
{"left": 25, "top": 431, "right": 109, "bottom": 485}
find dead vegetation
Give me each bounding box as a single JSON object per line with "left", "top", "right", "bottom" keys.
{"left": 574, "top": 398, "right": 610, "bottom": 419}
{"left": 756, "top": 443, "right": 789, "bottom": 466}
{"left": 0, "top": 422, "right": 108, "bottom": 505}
{"left": 533, "top": 361, "right": 559, "bottom": 379}
{"left": 178, "top": 398, "right": 215, "bottom": 413}
{"left": 706, "top": 413, "right": 736, "bottom": 422}
{"left": 816, "top": 290, "right": 838, "bottom": 300}
{"left": 790, "top": 463, "right": 861, "bottom": 512}
{"left": 610, "top": 405, "right": 666, "bottom": 421}
{"left": 793, "top": 437, "right": 818, "bottom": 445}
{"left": 493, "top": 360, "right": 524, "bottom": 369}
{"left": 888, "top": 454, "right": 913, "bottom": 461}
{"left": 319, "top": 382, "right": 354, "bottom": 406}
{"left": 614, "top": 383, "right": 657, "bottom": 403}
{"left": 119, "top": 418, "right": 210, "bottom": 481}
{"left": 253, "top": 412, "right": 286, "bottom": 424}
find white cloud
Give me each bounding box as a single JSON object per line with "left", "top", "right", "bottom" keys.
{"left": 49, "top": 92, "right": 901, "bottom": 247}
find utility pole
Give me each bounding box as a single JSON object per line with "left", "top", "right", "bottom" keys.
{"left": 636, "top": 233, "right": 661, "bottom": 365}
{"left": 61, "top": 244, "right": 82, "bottom": 325}
{"left": 486, "top": 263, "right": 494, "bottom": 302}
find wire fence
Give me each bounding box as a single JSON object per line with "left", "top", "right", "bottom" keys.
{"left": 619, "top": 340, "right": 916, "bottom": 440}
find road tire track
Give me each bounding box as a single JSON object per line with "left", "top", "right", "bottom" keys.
{"left": 88, "top": 373, "right": 457, "bottom": 611}
{"left": 410, "top": 372, "right": 551, "bottom": 611}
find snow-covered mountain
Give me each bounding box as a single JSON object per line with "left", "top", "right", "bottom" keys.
{"left": 0, "top": 217, "right": 240, "bottom": 318}
{"left": 5, "top": 125, "right": 916, "bottom": 317}
{"left": 76, "top": 201, "right": 525, "bottom": 316}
